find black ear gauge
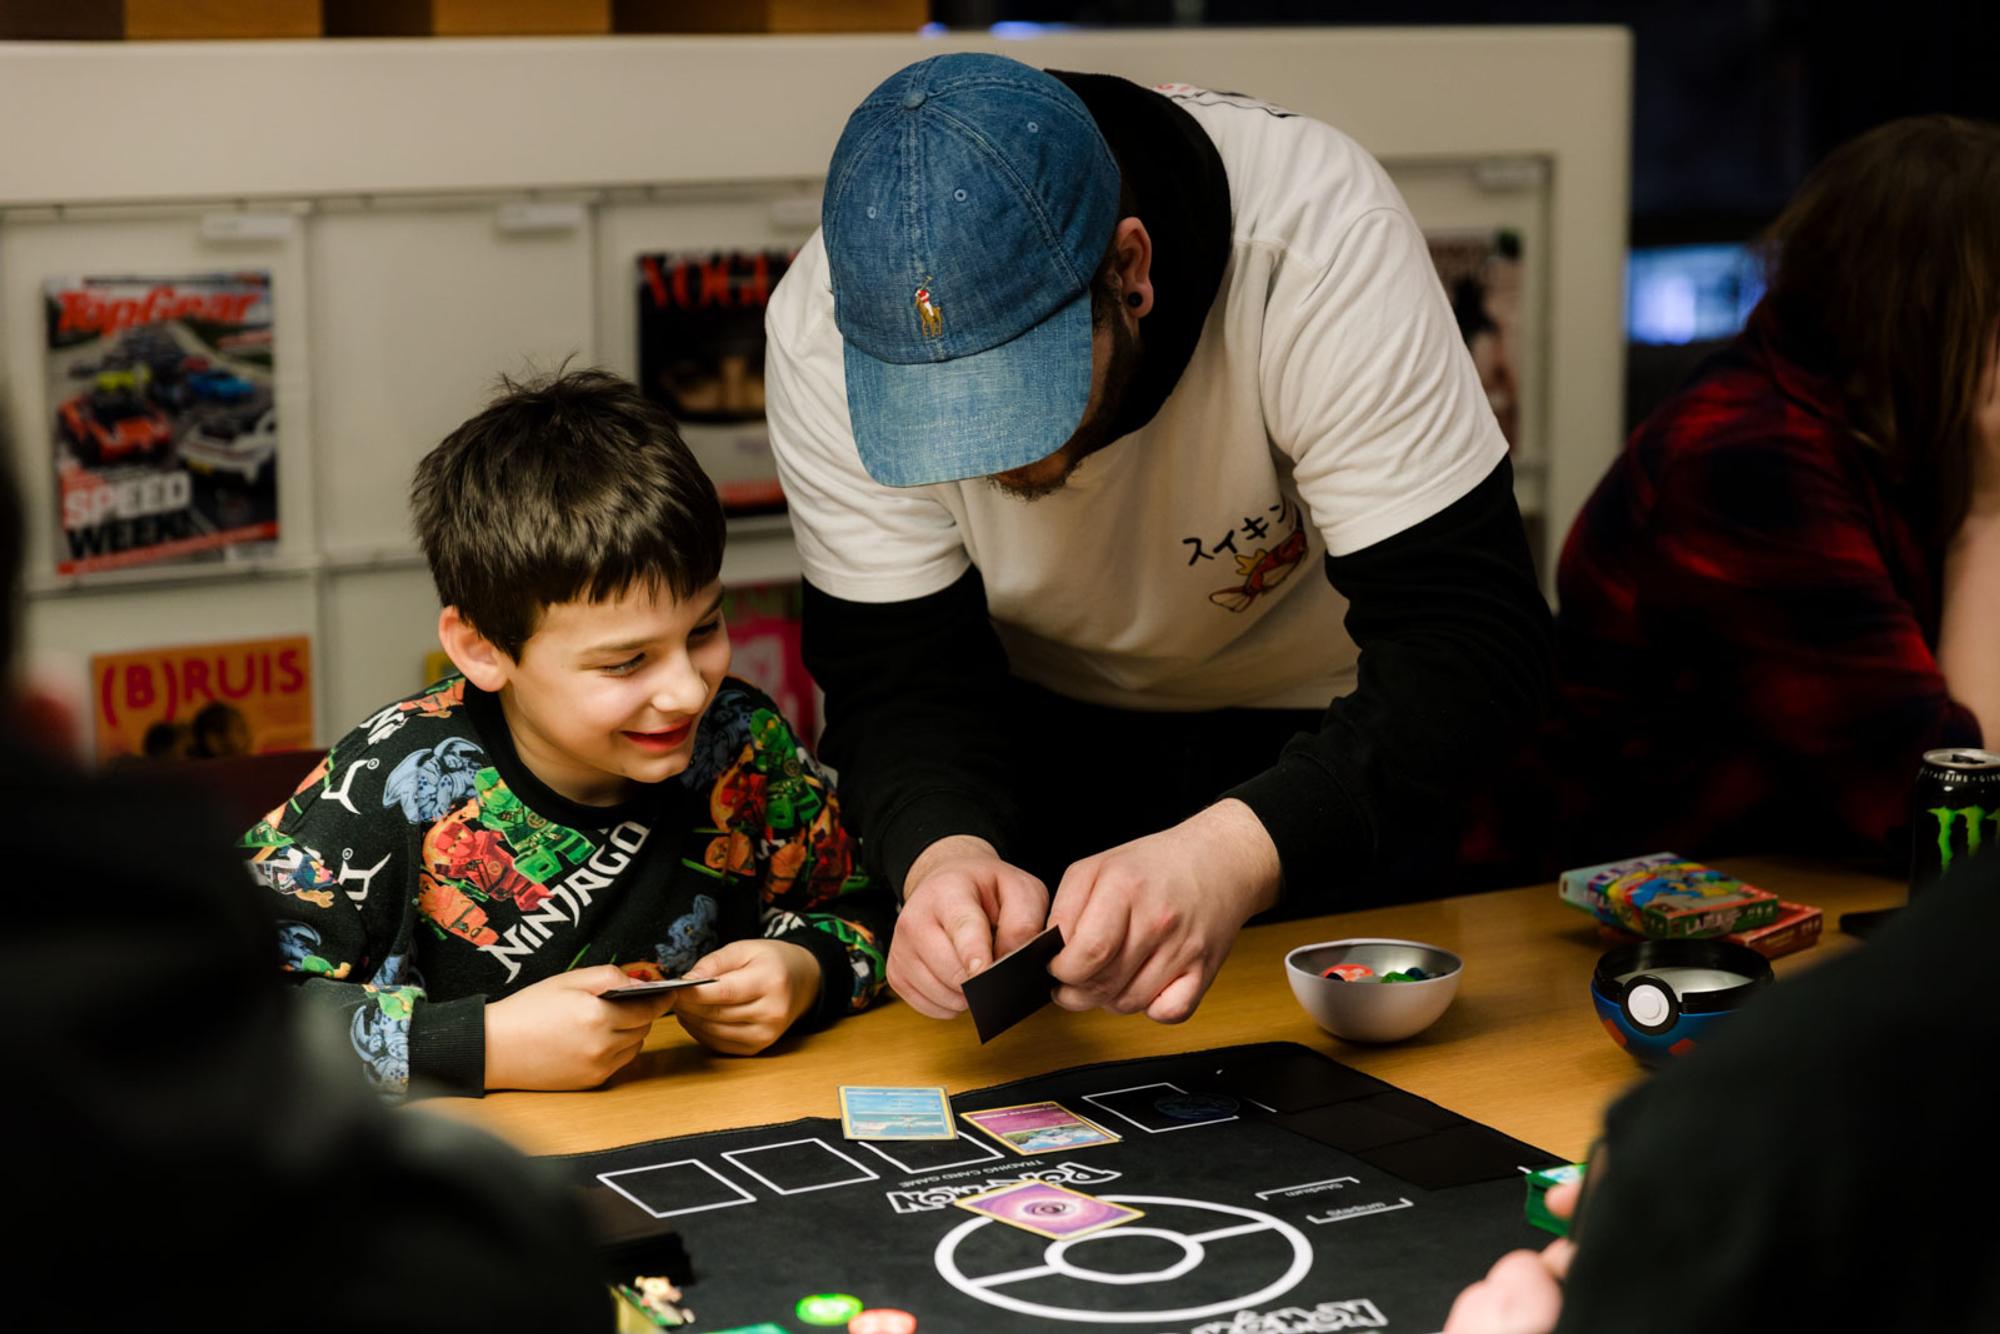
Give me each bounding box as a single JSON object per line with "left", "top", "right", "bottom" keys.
{"left": 1125, "top": 291, "right": 1143, "bottom": 308}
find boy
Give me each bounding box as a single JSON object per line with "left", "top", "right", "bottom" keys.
{"left": 239, "top": 370, "right": 892, "bottom": 1096}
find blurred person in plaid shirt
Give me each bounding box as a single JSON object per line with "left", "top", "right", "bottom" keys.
{"left": 1465, "top": 116, "right": 2000, "bottom": 880}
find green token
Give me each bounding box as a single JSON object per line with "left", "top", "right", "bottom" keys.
{"left": 796, "top": 1293, "right": 864, "bottom": 1326}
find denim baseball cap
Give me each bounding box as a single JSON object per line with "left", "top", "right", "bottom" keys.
{"left": 822, "top": 54, "right": 1120, "bottom": 487}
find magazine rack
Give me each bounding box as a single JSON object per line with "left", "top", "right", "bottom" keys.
{"left": 0, "top": 28, "right": 1629, "bottom": 743}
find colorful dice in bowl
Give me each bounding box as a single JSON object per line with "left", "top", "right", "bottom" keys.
{"left": 1284, "top": 938, "right": 1463, "bottom": 1043}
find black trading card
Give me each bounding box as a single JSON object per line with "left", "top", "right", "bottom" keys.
{"left": 960, "top": 925, "right": 1063, "bottom": 1043}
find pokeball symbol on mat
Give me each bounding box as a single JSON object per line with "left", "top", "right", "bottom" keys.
{"left": 936, "top": 1195, "right": 1313, "bottom": 1324}
{"left": 1155, "top": 1093, "right": 1239, "bottom": 1121}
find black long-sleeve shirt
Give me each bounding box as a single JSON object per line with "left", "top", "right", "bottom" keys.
{"left": 805, "top": 456, "right": 1552, "bottom": 898}
{"left": 1557, "top": 850, "right": 2000, "bottom": 1332}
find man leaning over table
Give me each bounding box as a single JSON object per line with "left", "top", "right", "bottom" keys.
{"left": 765, "top": 54, "right": 1552, "bottom": 1028}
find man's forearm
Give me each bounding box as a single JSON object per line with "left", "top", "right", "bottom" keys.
{"left": 1229, "top": 458, "right": 1554, "bottom": 894}
{"left": 801, "top": 569, "right": 1023, "bottom": 891}
{"left": 1193, "top": 798, "right": 1283, "bottom": 917}
{"left": 903, "top": 833, "right": 1001, "bottom": 902}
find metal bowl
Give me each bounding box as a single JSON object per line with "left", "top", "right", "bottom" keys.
{"left": 1283, "top": 938, "right": 1463, "bottom": 1043}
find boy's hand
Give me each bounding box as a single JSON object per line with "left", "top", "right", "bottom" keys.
{"left": 674, "top": 939, "right": 822, "bottom": 1055}
{"left": 1441, "top": 1180, "right": 1581, "bottom": 1334}
{"left": 483, "top": 965, "right": 675, "bottom": 1091}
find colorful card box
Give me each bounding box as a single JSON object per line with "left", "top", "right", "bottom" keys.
{"left": 1595, "top": 899, "right": 1823, "bottom": 960}
{"left": 1559, "top": 852, "right": 1780, "bottom": 939}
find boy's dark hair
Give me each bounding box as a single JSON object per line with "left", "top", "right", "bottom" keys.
{"left": 412, "top": 369, "right": 725, "bottom": 660}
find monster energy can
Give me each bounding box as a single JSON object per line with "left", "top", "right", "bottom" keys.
{"left": 1911, "top": 748, "right": 2000, "bottom": 897}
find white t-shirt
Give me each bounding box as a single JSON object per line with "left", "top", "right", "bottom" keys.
{"left": 764, "top": 84, "right": 1506, "bottom": 713}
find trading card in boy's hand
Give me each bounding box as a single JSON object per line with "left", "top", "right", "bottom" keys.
{"left": 961, "top": 1100, "right": 1121, "bottom": 1156}
{"left": 838, "top": 1085, "right": 957, "bottom": 1141}
{"left": 953, "top": 1180, "right": 1144, "bottom": 1240}
{"left": 598, "top": 977, "right": 716, "bottom": 1000}
{"left": 959, "top": 924, "right": 1063, "bottom": 1043}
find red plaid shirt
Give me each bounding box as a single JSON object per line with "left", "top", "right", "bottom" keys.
{"left": 1463, "top": 310, "right": 1983, "bottom": 879}
{"left": 1544, "top": 309, "right": 1983, "bottom": 864}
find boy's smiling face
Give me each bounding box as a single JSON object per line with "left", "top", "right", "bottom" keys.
{"left": 442, "top": 580, "right": 730, "bottom": 806}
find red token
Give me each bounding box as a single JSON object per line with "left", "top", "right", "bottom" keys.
{"left": 848, "top": 1311, "right": 916, "bottom": 1334}
{"left": 1322, "top": 964, "right": 1374, "bottom": 982}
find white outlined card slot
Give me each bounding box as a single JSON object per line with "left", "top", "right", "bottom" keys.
{"left": 1082, "top": 1081, "right": 1241, "bottom": 1134}
{"left": 597, "top": 1159, "right": 753, "bottom": 1219}
{"left": 722, "top": 1138, "right": 881, "bottom": 1196}
{"left": 858, "top": 1131, "right": 1007, "bottom": 1176}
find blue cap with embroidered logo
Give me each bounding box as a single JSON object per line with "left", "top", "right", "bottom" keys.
{"left": 822, "top": 53, "right": 1120, "bottom": 488}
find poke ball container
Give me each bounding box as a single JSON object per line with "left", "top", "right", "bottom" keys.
{"left": 1284, "top": 939, "right": 1463, "bottom": 1042}
{"left": 1591, "top": 939, "right": 1773, "bottom": 1067}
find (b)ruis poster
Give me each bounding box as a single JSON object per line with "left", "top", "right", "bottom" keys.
{"left": 91, "top": 635, "right": 312, "bottom": 763}
{"left": 636, "top": 248, "right": 793, "bottom": 516}
{"left": 46, "top": 271, "right": 278, "bottom": 575}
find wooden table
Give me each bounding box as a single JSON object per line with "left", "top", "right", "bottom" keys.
{"left": 421, "top": 857, "right": 1899, "bottom": 1162}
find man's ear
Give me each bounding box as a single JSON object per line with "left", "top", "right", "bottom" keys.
{"left": 437, "top": 606, "right": 512, "bottom": 692}
{"left": 1111, "top": 217, "right": 1155, "bottom": 320}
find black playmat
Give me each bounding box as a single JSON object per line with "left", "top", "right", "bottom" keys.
{"left": 558, "top": 1042, "right": 1565, "bottom": 1333}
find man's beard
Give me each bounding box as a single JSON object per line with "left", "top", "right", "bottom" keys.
{"left": 989, "top": 315, "right": 1143, "bottom": 502}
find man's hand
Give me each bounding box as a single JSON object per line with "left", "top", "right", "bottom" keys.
{"left": 1441, "top": 1180, "right": 1579, "bottom": 1334}
{"left": 674, "top": 939, "right": 823, "bottom": 1055}
{"left": 1046, "top": 799, "right": 1281, "bottom": 1024}
{"left": 483, "top": 964, "right": 676, "bottom": 1091}
{"left": 887, "top": 835, "right": 1050, "bottom": 1018}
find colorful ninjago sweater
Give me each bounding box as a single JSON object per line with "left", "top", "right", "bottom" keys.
{"left": 238, "top": 675, "right": 892, "bottom": 1098}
